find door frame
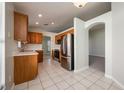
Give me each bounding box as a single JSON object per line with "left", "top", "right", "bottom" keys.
{"left": 85, "top": 12, "right": 112, "bottom": 78}
{"left": 87, "top": 22, "right": 105, "bottom": 73}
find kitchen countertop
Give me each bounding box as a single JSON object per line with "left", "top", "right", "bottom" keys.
{"left": 13, "top": 51, "right": 38, "bottom": 56}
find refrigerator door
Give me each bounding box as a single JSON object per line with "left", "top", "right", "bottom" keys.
{"left": 67, "top": 34, "right": 71, "bottom": 57}
{"left": 61, "top": 56, "right": 72, "bottom": 71}
{"left": 61, "top": 33, "right": 74, "bottom": 71}
{"left": 61, "top": 35, "right": 67, "bottom": 56}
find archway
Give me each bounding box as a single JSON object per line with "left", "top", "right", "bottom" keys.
{"left": 85, "top": 14, "right": 112, "bottom": 77}
{"left": 88, "top": 23, "right": 105, "bottom": 73}
{"left": 74, "top": 12, "right": 112, "bottom": 78}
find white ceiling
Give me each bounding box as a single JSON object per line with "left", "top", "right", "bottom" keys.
{"left": 14, "top": 2, "right": 111, "bottom": 33}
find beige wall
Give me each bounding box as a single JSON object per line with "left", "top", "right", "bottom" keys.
{"left": 5, "top": 2, "right": 16, "bottom": 89}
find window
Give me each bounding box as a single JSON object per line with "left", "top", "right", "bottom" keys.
{"left": 47, "top": 40, "right": 51, "bottom": 51}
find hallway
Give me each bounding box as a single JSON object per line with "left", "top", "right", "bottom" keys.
{"left": 89, "top": 56, "right": 105, "bottom": 73}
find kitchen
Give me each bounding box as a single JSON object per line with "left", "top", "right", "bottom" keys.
{"left": 4, "top": 2, "right": 123, "bottom": 90}
{"left": 13, "top": 5, "right": 75, "bottom": 86}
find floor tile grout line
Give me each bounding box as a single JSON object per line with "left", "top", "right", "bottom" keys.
{"left": 44, "top": 65, "right": 60, "bottom": 90}
{"left": 37, "top": 74, "right": 44, "bottom": 90}
{"left": 16, "top": 57, "right": 122, "bottom": 90}
{"left": 107, "top": 81, "right": 114, "bottom": 90}
{"left": 86, "top": 74, "right": 105, "bottom": 90}
{"left": 39, "top": 60, "right": 106, "bottom": 90}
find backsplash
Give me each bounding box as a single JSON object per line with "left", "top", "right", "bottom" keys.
{"left": 25, "top": 44, "right": 42, "bottom": 50}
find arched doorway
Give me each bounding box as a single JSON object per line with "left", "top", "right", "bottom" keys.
{"left": 88, "top": 23, "right": 105, "bottom": 73}
{"left": 74, "top": 12, "right": 112, "bottom": 77}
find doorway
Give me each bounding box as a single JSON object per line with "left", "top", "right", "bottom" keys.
{"left": 89, "top": 24, "right": 105, "bottom": 73}
{"left": 42, "top": 36, "right": 51, "bottom": 59}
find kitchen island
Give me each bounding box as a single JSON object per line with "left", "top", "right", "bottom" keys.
{"left": 13, "top": 51, "right": 38, "bottom": 85}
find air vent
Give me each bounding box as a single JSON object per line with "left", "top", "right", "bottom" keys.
{"left": 44, "top": 24, "right": 48, "bottom": 26}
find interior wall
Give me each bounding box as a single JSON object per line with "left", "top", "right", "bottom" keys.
{"left": 5, "top": 3, "right": 16, "bottom": 89}
{"left": 74, "top": 17, "right": 89, "bottom": 72}
{"left": 89, "top": 28, "right": 105, "bottom": 57}
{"left": 112, "top": 3, "right": 124, "bottom": 87}
{"left": 0, "top": 2, "right": 5, "bottom": 89}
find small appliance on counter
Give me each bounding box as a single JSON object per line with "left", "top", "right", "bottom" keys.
{"left": 61, "top": 33, "right": 74, "bottom": 71}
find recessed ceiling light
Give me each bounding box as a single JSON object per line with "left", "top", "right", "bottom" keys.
{"left": 38, "top": 14, "right": 42, "bottom": 18}
{"left": 51, "top": 22, "right": 54, "bottom": 25}
{"left": 36, "top": 22, "right": 39, "bottom": 25}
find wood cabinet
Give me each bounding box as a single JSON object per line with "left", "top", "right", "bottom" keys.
{"left": 14, "top": 55, "right": 38, "bottom": 85}
{"left": 36, "top": 50, "right": 43, "bottom": 63}
{"left": 55, "top": 35, "right": 62, "bottom": 44}
{"left": 55, "top": 28, "right": 74, "bottom": 44}
{"left": 28, "top": 32, "right": 43, "bottom": 44}
{"left": 14, "top": 12, "right": 28, "bottom": 42}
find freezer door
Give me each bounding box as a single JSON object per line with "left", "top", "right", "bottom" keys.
{"left": 67, "top": 34, "right": 71, "bottom": 57}
{"left": 61, "top": 35, "right": 67, "bottom": 56}
{"left": 61, "top": 56, "right": 72, "bottom": 71}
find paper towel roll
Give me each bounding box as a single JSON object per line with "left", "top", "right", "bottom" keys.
{"left": 17, "top": 41, "right": 21, "bottom": 48}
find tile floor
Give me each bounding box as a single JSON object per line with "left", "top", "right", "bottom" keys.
{"left": 14, "top": 56, "right": 123, "bottom": 90}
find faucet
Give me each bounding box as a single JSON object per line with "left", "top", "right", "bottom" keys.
{"left": 17, "top": 41, "right": 27, "bottom": 52}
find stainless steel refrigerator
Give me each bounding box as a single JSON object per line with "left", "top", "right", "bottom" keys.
{"left": 61, "top": 33, "right": 74, "bottom": 71}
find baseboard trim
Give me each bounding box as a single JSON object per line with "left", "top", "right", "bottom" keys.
{"left": 105, "top": 74, "right": 112, "bottom": 79}
{"left": 105, "top": 74, "right": 124, "bottom": 89}
{"left": 11, "top": 83, "right": 15, "bottom": 90}
{"left": 112, "top": 77, "right": 124, "bottom": 89}
{"left": 74, "top": 66, "right": 89, "bottom": 73}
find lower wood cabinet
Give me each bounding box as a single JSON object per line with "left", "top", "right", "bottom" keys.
{"left": 36, "top": 50, "right": 43, "bottom": 63}
{"left": 14, "top": 55, "right": 38, "bottom": 85}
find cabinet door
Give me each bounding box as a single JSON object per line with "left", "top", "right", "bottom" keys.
{"left": 27, "top": 32, "right": 31, "bottom": 43}
{"left": 36, "top": 33, "right": 40, "bottom": 44}
{"left": 14, "top": 12, "right": 28, "bottom": 42}
{"left": 28, "top": 32, "right": 43, "bottom": 44}
{"left": 38, "top": 33, "right": 42, "bottom": 44}
{"left": 24, "top": 55, "right": 38, "bottom": 81}
{"left": 14, "top": 56, "right": 25, "bottom": 84}
{"left": 36, "top": 50, "right": 43, "bottom": 63}
{"left": 41, "top": 33, "right": 43, "bottom": 43}
{"left": 31, "top": 32, "right": 36, "bottom": 44}
{"left": 55, "top": 35, "right": 62, "bottom": 44}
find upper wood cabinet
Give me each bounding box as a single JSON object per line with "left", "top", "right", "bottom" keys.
{"left": 55, "top": 28, "right": 74, "bottom": 44}
{"left": 14, "top": 12, "right": 28, "bottom": 42}
{"left": 55, "top": 35, "right": 62, "bottom": 44}
{"left": 28, "top": 32, "right": 43, "bottom": 44}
